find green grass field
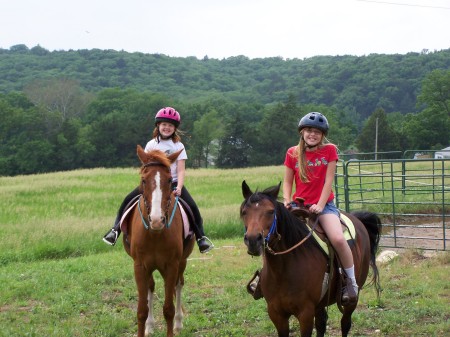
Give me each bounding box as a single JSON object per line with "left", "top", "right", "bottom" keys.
{"left": 0, "top": 166, "right": 449, "bottom": 336}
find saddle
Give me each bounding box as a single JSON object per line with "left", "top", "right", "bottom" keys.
{"left": 290, "top": 198, "right": 356, "bottom": 256}
{"left": 291, "top": 198, "right": 357, "bottom": 307}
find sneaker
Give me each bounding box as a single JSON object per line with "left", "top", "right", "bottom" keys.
{"left": 103, "top": 228, "right": 118, "bottom": 246}
{"left": 342, "top": 278, "right": 358, "bottom": 305}
{"left": 197, "top": 236, "right": 214, "bottom": 253}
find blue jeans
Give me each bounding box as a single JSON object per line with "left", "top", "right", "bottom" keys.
{"left": 321, "top": 201, "right": 340, "bottom": 217}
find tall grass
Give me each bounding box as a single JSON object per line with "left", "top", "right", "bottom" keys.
{"left": 0, "top": 166, "right": 284, "bottom": 265}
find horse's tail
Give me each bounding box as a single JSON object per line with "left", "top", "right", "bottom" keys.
{"left": 352, "top": 211, "right": 382, "bottom": 300}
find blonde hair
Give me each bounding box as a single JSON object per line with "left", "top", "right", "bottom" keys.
{"left": 294, "top": 129, "right": 333, "bottom": 182}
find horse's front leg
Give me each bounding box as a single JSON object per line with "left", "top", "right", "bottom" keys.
{"left": 134, "top": 263, "right": 150, "bottom": 337}
{"left": 314, "top": 306, "right": 328, "bottom": 337}
{"left": 340, "top": 304, "right": 357, "bottom": 337}
{"left": 145, "top": 274, "right": 156, "bottom": 336}
{"left": 297, "top": 303, "right": 316, "bottom": 337}
{"left": 162, "top": 267, "right": 179, "bottom": 337}
{"left": 268, "top": 305, "right": 290, "bottom": 337}
{"left": 174, "top": 280, "right": 183, "bottom": 332}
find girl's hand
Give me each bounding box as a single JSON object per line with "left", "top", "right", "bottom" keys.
{"left": 173, "top": 187, "right": 182, "bottom": 196}
{"left": 308, "top": 204, "right": 323, "bottom": 214}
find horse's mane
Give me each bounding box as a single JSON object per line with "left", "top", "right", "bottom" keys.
{"left": 140, "top": 149, "right": 171, "bottom": 170}
{"left": 275, "top": 200, "right": 322, "bottom": 250}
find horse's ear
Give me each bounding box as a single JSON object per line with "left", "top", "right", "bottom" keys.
{"left": 264, "top": 181, "right": 281, "bottom": 199}
{"left": 242, "top": 180, "right": 253, "bottom": 199}
{"left": 167, "top": 149, "right": 183, "bottom": 164}
{"left": 137, "top": 145, "right": 146, "bottom": 164}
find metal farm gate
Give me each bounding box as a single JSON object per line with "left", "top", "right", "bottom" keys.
{"left": 334, "top": 153, "right": 450, "bottom": 251}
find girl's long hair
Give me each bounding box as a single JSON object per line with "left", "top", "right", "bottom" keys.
{"left": 152, "top": 124, "right": 182, "bottom": 143}
{"left": 294, "top": 130, "right": 332, "bottom": 183}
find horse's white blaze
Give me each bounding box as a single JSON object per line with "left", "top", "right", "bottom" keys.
{"left": 150, "top": 171, "right": 163, "bottom": 221}
{"left": 145, "top": 291, "right": 155, "bottom": 335}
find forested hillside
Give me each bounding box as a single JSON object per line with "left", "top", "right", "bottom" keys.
{"left": 0, "top": 45, "right": 449, "bottom": 176}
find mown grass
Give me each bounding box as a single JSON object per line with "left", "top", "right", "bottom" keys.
{"left": 0, "top": 165, "right": 449, "bottom": 336}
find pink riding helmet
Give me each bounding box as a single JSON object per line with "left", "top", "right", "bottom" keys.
{"left": 155, "top": 107, "right": 181, "bottom": 127}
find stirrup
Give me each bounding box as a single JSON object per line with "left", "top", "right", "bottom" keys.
{"left": 246, "top": 269, "right": 263, "bottom": 300}
{"left": 102, "top": 229, "right": 118, "bottom": 246}
{"left": 197, "top": 236, "right": 214, "bottom": 253}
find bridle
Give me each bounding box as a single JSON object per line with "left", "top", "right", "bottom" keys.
{"left": 246, "top": 198, "right": 320, "bottom": 256}
{"left": 139, "top": 161, "right": 176, "bottom": 230}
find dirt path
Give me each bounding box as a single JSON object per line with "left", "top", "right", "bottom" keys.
{"left": 380, "top": 222, "right": 449, "bottom": 250}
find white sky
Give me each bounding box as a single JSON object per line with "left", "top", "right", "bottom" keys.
{"left": 2, "top": 0, "right": 450, "bottom": 59}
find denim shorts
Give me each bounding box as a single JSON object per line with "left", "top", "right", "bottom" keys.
{"left": 321, "top": 201, "right": 340, "bottom": 217}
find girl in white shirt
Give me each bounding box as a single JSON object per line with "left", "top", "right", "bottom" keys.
{"left": 102, "top": 107, "right": 214, "bottom": 253}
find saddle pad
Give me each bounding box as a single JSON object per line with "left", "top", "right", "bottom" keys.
{"left": 306, "top": 213, "right": 356, "bottom": 256}
{"left": 119, "top": 199, "right": 139, "bottom": 235}
{"left": 178, "top": 201, "right": 193, "bottom": 239}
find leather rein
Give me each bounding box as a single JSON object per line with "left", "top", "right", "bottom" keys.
{"left": 139, "top": 161, "right": 178, "bottom": 229}
{"left": 264, "top": 208, "right": 320, "bottom": 256}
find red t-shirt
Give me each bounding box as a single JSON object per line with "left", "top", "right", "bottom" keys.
{"left": 284, "top": 144, "right": 338, "bottom": 205}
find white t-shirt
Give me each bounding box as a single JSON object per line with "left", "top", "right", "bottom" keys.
{"left": 144, "top": 138, "right": 187, "bottom": 182}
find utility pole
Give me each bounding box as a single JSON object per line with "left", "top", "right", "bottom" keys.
{"left": 375, "top": 117, "right": 378, "bottom": 160}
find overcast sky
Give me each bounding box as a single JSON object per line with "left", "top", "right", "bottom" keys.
{"left": 2, "top": 0, "right": 449, "bottom": 59}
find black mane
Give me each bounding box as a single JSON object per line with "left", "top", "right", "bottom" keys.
{"left": 241, "top": 186, "right": 322, "bottom": 252}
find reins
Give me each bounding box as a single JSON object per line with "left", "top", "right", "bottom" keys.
{"left": 265, "top": 215, "right": 320, "bottom": 256}
{"left": 139, "top": 160, "right": 178, "bottom": 230}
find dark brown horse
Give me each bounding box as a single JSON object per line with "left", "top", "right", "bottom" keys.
{"left": 121, "top": 145, "right": 195, "bottom": 337}
{"left": 240, "top": 181, "right": 381, "bottom": 337}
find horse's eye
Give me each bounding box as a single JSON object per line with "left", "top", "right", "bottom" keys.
{"left": 267, "top": 210, "right": 275, "bottom": 216}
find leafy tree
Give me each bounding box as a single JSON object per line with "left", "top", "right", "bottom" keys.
{"left": 0, "top": 93, "right": 58, "bottom": 175}
{"left": 356, "top": 108, "right": 401, "bottom": 153}
{"left": 191, "top": 110, "right": 224, "bottom": 168}
{"left": 417, "top": 69, "right": 450, "bottom": 117}
{"left": 23, "top": 77, "right": 93, "bottom": 129}
{"left": 403, "top": 109, "right": 449, "bottom": 149}
{"left": 402, "top": 69, "right": 450, "bottom": 149}
{"left": 217, "top": 112, "right": 252, "bottom": 168}
{"left": 250, "top": 95, "right": 300, "bottom": 166}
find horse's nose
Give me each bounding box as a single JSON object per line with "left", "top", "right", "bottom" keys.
{"left": 245, "top": 232, "right": 264, "bottom": 256}
{"left": 149, "top": 216, "right": 166, "bottom": 231}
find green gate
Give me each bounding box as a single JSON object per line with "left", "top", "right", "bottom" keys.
{"left": 334, "top": 154, "right": 449, "bottom": 251}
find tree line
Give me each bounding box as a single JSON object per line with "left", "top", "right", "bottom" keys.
{"left": 0, "top": 46, "right": 449, "bottom": 176}
{"left": 1, "top": 45, "right": 449, "bottom": 120}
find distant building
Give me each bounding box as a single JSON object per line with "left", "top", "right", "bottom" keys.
{"left": 434, "top": 146, "right": 450, "bottom": 159}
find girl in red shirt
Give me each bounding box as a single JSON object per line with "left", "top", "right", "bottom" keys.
{"left": 283, "top": 112, "right": 358, "bottom": 305}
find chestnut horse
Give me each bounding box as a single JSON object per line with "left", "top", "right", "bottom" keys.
{"left": 240, "top": 181, "right": 381, "bottom": 337}
{"left": 121, "top": 145, "right": 195, "bottom": 337}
